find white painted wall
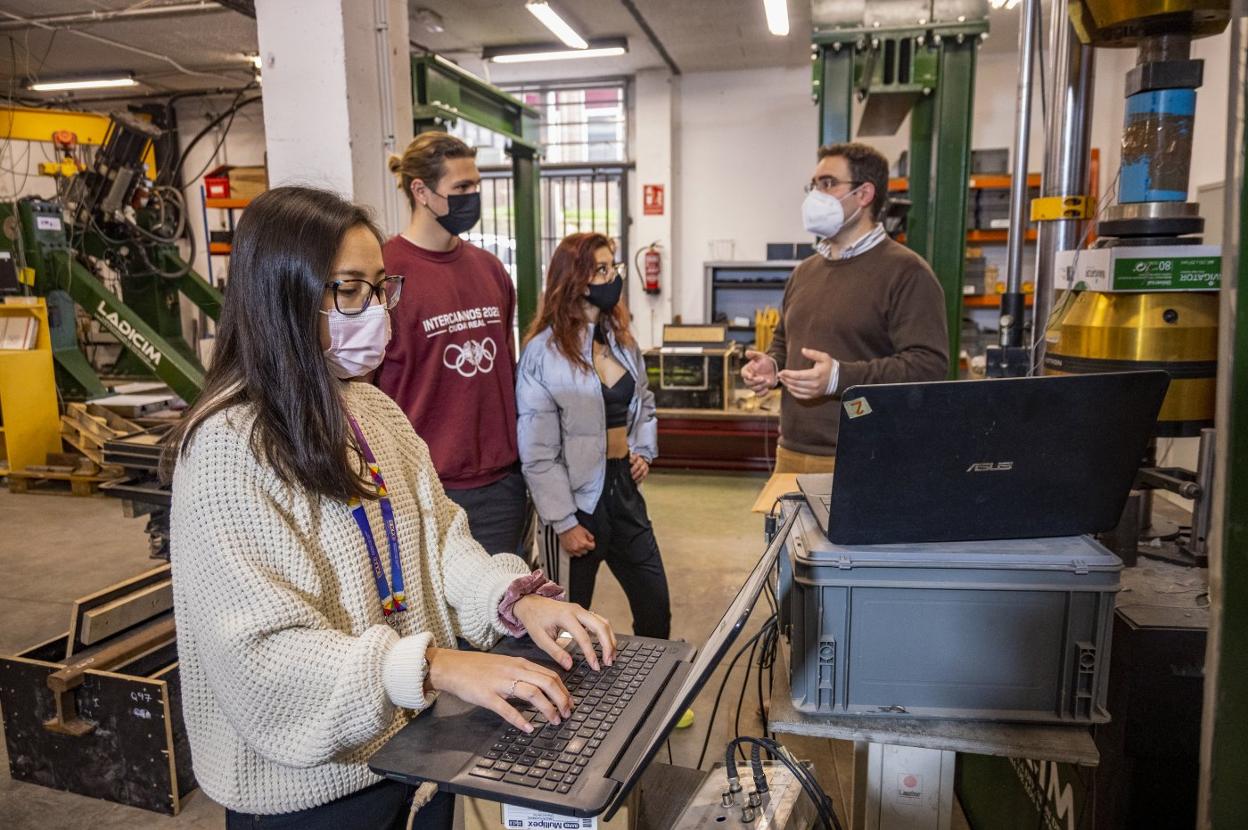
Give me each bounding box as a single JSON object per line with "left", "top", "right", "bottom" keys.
{"left": 629, "top": 69, "right": 677, "bottom": 350}
{"left": 673, "top": 65, "right": 817, "bottom": 328}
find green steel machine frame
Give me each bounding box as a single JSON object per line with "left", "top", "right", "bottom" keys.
{"left": 1, "top": 198, "right": 222, "bottom": 404}
{"left": 811, "top": 2, "right": 988, "bottom": 375}
{"left": 409, "top": 54, "right": 543, "bottom": 332}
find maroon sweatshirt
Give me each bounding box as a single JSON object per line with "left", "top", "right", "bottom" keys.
{"left": 376, "top": 236, "right": 519, "bottom": 489}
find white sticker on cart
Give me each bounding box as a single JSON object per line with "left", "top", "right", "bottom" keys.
{"left": 898, "top": 773, "right": 923, "bottom": 799}
{"left": 843, "top": 397, "right": 873, "bottom": 419}
{"left": 501, "top": 804, "right": 597, "bottom": 829}
{"left": 36, "top": 215, "right": 63, "bottom": 231}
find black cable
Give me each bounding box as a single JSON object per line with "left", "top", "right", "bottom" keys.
{"left": 695, "top": 619, "right": 775, "bottom": 769}
{"left": 733, "top": 633, "right": 761, "bottom": 758}
{"left": 169, "top": 91, "right": 261, "bottom": 186}
{"left": 725, "top": 737, "right": 842, "bottom": 830}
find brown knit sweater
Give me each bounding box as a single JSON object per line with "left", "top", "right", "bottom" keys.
{"left": 767, "top": 238, "right": 949, "bottom": 455}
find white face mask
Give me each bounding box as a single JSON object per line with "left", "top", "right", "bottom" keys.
{"left": 322, "top": 303, "right": 392, "bottom": 379}
{"left": 802, "top": 186, "right": 864, "bottom": 239}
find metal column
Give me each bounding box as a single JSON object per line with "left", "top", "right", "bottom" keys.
{"left": 510, "top": 144, "right": 541, "bottom": 333}
{"left": 1001, "top": 0, "right": 1040, "bottom": 352}
{"left": 1033, "top": 10, "right": 1096, "bottom": 370}
{"left": 1200, "top": 6, "right": 1248, "bottom": 826}
{"left": 814, "top": 43, "right": 854, "bottom": 145}
{"left": 927, "top": 38, "right": 977, "bottom": 375}
{"left": 906, "top": 93, "right": 935, "bottom": 262}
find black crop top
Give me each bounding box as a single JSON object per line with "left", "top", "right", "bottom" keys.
{"left": 594, "top": 326, "right": 634, "bottom": 429}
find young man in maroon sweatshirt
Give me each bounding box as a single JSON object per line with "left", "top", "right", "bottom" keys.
{"left": 377, "top": 132, "right": 529, "bottom": 557}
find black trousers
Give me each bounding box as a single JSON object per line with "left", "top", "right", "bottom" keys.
{"left": 224, "top": 781, "right": 453, "bottom": 830}
{"left": 445, "top": 466, "right": 533, "bottom": 561}
{"left": 568, "top": 458, "right": 671, "bottom": 639}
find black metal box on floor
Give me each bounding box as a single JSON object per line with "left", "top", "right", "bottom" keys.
{"left": 0, "top": 565, "right": 195, "bottom": 814}
{"left": 778, "top": 501, "right": 1121, "bottom": 723}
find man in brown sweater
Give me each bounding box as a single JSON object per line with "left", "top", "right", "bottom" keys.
{"left": 741, "top": 142, "right": 949, "bottom": 472}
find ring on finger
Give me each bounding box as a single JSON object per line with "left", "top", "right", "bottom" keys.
{"left": 508, "top": 679, "right": 520, "bottom": 698}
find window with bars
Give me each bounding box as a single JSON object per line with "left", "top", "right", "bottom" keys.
{"left": 452, "top": 81, "right": 631, "bottom": 295}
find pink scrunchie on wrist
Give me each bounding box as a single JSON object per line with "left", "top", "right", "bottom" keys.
{"left": 498, "top": 570, "right": 566, "bottom": 636}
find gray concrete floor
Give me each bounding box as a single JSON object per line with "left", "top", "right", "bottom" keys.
{"left": 0, "top": 471, "right": 967, "bottom": 829}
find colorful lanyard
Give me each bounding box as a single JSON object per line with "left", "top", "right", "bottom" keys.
{"left": 346, "top": 414, "right": 407, "bottom": 617}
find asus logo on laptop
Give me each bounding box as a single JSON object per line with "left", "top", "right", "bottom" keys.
{"left": 967, "top": 461, "right": 1014, "bottom": 472}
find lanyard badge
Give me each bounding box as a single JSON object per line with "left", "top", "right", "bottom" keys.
{"left": 346, "top": 414, "right": 407, "bottom": 616}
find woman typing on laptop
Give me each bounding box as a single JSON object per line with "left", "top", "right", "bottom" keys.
{"left": 161, "top": 187, "right": 615, "bottom": 830}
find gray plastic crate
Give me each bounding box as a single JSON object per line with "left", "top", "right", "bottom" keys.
{"left": 779, "top": 502, "right": 1121, "bottom": 723}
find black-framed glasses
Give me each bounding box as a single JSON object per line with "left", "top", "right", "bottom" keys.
{"left": 592, "top": 262, "right": 627, "bottom": 279}
{"left": 805, "top": 176, "right": 863, "bottom": 194}
{"left": 324, "top": 275, "right": 404, "bottom": 316}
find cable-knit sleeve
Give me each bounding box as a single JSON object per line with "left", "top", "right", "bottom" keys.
{"left": 381, "top": 396, "right": 531, "bottom": 649}
{"left": 171, "top": 421, "right": 409, "bottom": 769}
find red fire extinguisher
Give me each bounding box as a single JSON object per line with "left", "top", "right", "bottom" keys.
{"left": 635, "top": 241, "right": 662, "bottom": 295}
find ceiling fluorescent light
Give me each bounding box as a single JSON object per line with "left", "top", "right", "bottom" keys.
{"left": 492, "top": 46, "right": 625, "bottom": 63}
{"left": 763, "top": 0, "right": 790, "bottom": 36}
{"left": 27, "top": 74, "right": 138, "bottom": 92}
{"left": 525, "top": 1, "right": 588, "bottom": 50}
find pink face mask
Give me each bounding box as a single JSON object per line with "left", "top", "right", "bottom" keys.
{"left": 322, "top": 304, "right": 392, "bottom": 379}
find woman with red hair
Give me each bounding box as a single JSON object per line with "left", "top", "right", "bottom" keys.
{"left": 516, "top": 233, "right": 670, "bottom": 639}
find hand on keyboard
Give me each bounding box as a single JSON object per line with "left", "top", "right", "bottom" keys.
{"left": 425, "top": 647, "right": 571, "bottom": 733}
{"left": 512, "top": 596, "right": 618, "bottom": 671}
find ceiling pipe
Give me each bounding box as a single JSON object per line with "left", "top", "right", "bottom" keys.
{"left": 0, "top": 2, "right": 227, "bottom": 32}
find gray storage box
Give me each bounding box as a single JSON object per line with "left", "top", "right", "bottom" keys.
{"left": 779, "top": 502, "right": 1121, "bottom": 723}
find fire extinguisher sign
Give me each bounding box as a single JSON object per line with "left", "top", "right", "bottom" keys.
{"left": 643, "top": 184, "right": 665, "bottom": 216}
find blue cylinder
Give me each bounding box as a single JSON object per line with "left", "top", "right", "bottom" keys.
{"left": 1120, "top": 88, "right": 1196, "bottom": 203}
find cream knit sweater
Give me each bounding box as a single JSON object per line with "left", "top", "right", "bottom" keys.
{"left": 170, "top": 381, "right": 529, "bottom": 814}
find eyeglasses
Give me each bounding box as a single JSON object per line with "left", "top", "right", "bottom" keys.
{"left": 592, "top": 262, "right": 627, "bottom": 279}
{"left": 323, "top": 275, "right": 404, "bottom": 316}
{"left": 805, "top": 176, "right": 863, "bottom": 194}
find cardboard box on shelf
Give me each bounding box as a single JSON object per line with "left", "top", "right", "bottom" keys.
{"left": 204, "top": 165, "right": 267, "bottom": 200}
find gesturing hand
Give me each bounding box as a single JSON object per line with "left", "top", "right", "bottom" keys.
{"left": 424, "top": 646, "right": 571, "bottom": 733}
{"left": 558, "top": 525, "right": 596, "bottom": 557}
{"left": 777, "top": 348, "right": 836, "bottom": 400}
{"left": 741, "top": 350, "right": 778, "bottom": 395}
{"left": 512, "top": 595, "right": 618, "bottom": 672}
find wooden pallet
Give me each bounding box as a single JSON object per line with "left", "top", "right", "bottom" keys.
{"left": 6, "top": 471, "right": 116, "bottom": 497}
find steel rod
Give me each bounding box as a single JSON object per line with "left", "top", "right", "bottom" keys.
{"left": 1032, "top": 7, "right": 1096, "bottom": 370}
{"left": 1003, "top": 0, "right": 1041, "bottom": 350}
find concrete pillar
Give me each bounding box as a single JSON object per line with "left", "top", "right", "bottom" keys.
{"left": 254, "top": 0, "right": 412, "bottom": 233}
{"left": 630, "top": 69, "right": 677, "bottom": 349}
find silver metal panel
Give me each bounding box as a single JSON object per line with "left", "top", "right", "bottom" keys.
{"left": 931, "top": 0, "right": 990, "bottom": 23}
{"left": 863, "top": 743, "right": 956, "bottom": 830}
{"left": 857, "top": 91, "right": 923, "bottom": 136}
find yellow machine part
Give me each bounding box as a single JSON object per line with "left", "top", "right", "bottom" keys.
{"left": 1069, "top": 0, "right": 1231, "bottom": 46}
{"left": 0, "top": 105, "right": 157, "bottom": 178}
{"left": 1044, "top": 291, "right": 1218, "bottom": 435}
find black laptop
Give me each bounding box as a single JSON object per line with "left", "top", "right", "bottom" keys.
{"left": 799, "top": 372, "right": 1169, "bottom": 545}
{"left": 369, "top": 509, "right": 799, "bottom": 819}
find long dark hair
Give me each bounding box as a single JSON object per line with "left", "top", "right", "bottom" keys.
{"left": 161, "top": 186, "right": 381, "bottom": 502}
{"left": 523, "top": 232, "right": 633, "bottom": 370}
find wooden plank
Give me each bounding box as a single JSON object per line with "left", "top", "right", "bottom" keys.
{"left": 48, "top": 615, "right": 176, "bottom": 693}
{"left": 768, "top": 648, "right": 1100, "bottom": 766}
{"left": 67, "top": 565, "right": 171, "bottom": 658}
{"left": 79, "top": 580, "right": 173, "bottom": 647}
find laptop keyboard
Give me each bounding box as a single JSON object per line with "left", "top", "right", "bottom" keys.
{"left": 467, "top": 640, "right": 666, "bottom": 793}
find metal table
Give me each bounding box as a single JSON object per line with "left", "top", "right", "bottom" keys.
{"left": 769, "top": 646, "right": 1099, "bottom": 830}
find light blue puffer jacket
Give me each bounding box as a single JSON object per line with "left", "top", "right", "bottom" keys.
{"left": 516, "top": 325, "right": 658, "bottom": 533}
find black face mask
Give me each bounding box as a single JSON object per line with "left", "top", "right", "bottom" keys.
{"left": 430, "top": 191, "right": 481, "bottom": 235}
{"left": 585, "top": 273, "right": 623, "bottom": 312}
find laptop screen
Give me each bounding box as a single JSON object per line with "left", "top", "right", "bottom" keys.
{"left": 604, "top": 509, "right": 798, "bottom": 813}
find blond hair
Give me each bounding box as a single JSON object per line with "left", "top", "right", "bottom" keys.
{"left": 388, "top": 132, "right": 478, "bottom": 209}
